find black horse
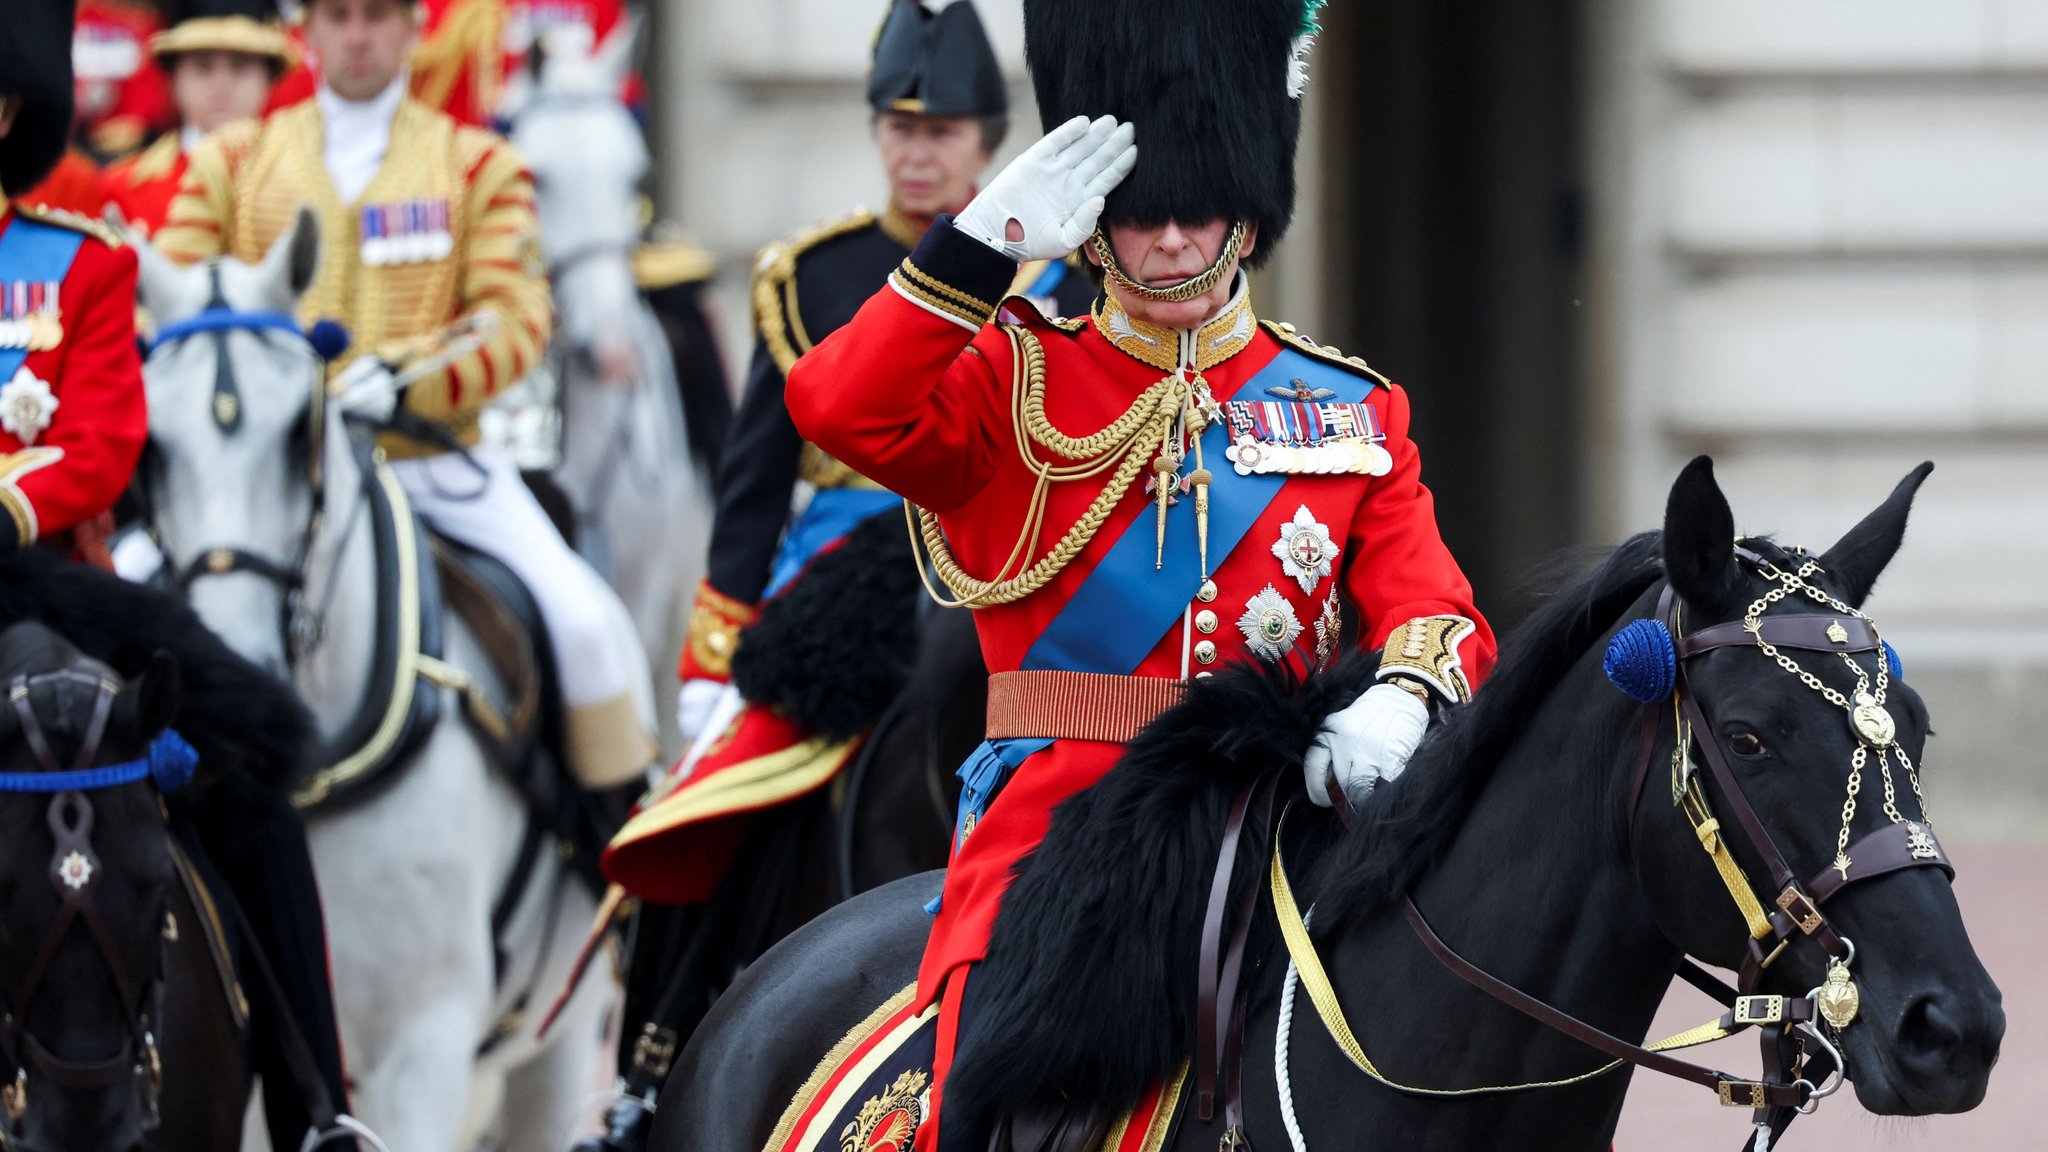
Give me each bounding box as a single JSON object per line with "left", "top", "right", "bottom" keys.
{"left": 651, "top": 459, "right": 2003, "bottom": 1152}
{"left": 581, "top": 603, "right": 981, "bottom": 1151}
{"left": 0, "top": 622, "right": 251, "bottom": 1152}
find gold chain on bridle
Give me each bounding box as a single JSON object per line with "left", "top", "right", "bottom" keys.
{"left": 908, "top": 326, "right": 1218, "bottom": 608}
{"left": 1740, "top": 557, "right": 1931, "bottom": 880}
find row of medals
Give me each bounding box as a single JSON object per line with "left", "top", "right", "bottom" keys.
{"left": 0, "top": 312, "right": 62, "bottom": 352}
{"left": 361, "top": 230, "right": 455, "bottom": 268}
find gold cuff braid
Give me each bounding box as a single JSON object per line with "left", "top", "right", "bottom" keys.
{"left": 685, "top": 583, "right": 758, "bottom": 679}
{"left": 1377, "top": 615, "right": 1477, "bottom": 705}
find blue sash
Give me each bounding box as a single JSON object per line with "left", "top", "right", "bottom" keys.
{"left": 933, "top": 347, "right": 1372, "bottom": 903}
{"left": 762, "top": 486, "right": 903, "bottom": 599}
{"left": 0, "top": 218, "right": 86, "bottom": 382}
{"left": 1022, "top": 347, "right": 1370, "bottom": 672}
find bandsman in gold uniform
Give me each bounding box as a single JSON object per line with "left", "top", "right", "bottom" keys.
{"left": 157, "top": 0, "right": 656, "bottom": 787}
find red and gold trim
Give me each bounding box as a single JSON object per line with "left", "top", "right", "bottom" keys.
{"left": 679, "top": 579, "right": 757, "bottom": 682}
{"left": 0, "top": 448, "right": 66, "bottom": 548}
{"left": 1098, "top": 1063, "right": 1189, "bottom": 1152}
{"left": 1376, "top": 614, "right": 1478, "bottom": 704}
{"left": 764, "top": 983, "right": 931, "bottom": 1152}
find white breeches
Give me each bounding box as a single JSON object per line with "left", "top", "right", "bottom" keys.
{"left": 389, "top": 448, "right": 629, "bottom": 709}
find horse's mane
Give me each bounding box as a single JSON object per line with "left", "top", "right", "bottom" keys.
{"left": 1311, "top": 530, "right": 1666, "bottom": 927}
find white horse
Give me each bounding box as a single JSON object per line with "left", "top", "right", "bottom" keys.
{"left": 127, "top": 213, "right": 614, "bottom": 1152}
{"left": 508, "top": 25, "right": 713, "bottom": 722}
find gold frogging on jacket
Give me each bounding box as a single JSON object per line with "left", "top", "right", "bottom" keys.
{"left": 154, "top": 99, "right": 552, "bottom": 458}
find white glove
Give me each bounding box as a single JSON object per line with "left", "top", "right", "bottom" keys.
{"left": 1303, "top": 683, "right": 1431, "bottom": 809}
{"left": 675, "top": 678, "right": 725, "bottom": 743}
{"left": 953, "top": 115, "right": 1138, "bottom": 261}
{"left": 332, "top": 355, "right": 403, "bottom": 423}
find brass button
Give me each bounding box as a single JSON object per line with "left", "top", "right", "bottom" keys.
{"left": 1195, "top": 610, "right": 1218, "bottom": 634}
{"left": 1198, "top": 580, "right": 1219, "bottom": 603}
{"left": 1194, "top": 640, "right": 1217, "bottom": 664}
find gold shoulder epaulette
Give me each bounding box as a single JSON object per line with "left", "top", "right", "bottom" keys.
{"left": 17, "top": 203, "right": 123, "bottom": 249}
{"left": 633, "top": 241, "right": 715, "bottom": 291}
{"left": 751, "top": 207, "right": 879, "bottom": 374}
{"left": 1260, "top": 319, "right": 1390, "bottom": 389}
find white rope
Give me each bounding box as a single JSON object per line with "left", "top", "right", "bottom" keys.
{"left": 300, "top": 1114, "right": 394, "bottom": 1152}
{"left": 1276, "top": 905, "right": 1312, "bottom": 1152}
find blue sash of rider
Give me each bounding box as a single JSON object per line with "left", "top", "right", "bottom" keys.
{"left": 1021, "top": 346, "right": 1370, "bottom": 673}
{"left": 0, "top": 218, "right": 86, "bottom": 382}
{"left": 931, "top": 348, "right": 1370, "bottom": 907}
{"left": 762, "top": 486, "right": 904, "bottom": 599}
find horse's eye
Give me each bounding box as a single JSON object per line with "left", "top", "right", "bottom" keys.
{"left": 1729, "top": 731, "right": 1766, "bottom": 758}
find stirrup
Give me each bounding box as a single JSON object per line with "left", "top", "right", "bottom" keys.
{"left": 302, "top": 1114, "right": 395, "bottom": 1152}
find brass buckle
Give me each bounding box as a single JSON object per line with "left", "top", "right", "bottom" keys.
{"left": 1719, "top": 1080, "right": 1768, "bottom": 1108}
{"left": 1733, "top": 995, "right": 1785, "bottom": 1026}
{"left": 1776, "top": 887, "right": 1824, "bottom": 935}
{"left": 632, "top": 1023, "right": 680, "bottom": 1079}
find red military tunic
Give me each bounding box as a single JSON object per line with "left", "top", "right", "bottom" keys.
{"left": 787, "top": 221, "right": 1497, "bottom": 1011}
{"left": 412, "top": 0, "right": 644, "bottom": 127}
{"left": 73, "top": 0, "right": 174, "bottom": 158}
{"left": 102, "top": 134, "right": 187, "bottom": 238}
{"left": 0, "top": 198, "right": 147, "bottom": 553}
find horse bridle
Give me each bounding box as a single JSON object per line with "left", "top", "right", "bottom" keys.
{"left": 143, "top": 271, "right": 355, "bottom": 662}
{"left": 0, "top": 672, "right": 170, "bottom": 1144}
{"left": 1272, "top": 546, "right": 1958, "bottom": 1152}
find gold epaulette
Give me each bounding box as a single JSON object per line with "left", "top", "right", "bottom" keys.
{"left": 120, "top": 133, "right": 182, "bottom": 184}
{"left": 1260, "top": 319, "right": 1390, "bottom": 390}
{"left": 633, "top": 241, "right": 716, "bottom": 291}
{"left": 751, "top": 207, "right": 879, "bottom": 374}
{"left": 17, "top": 203, "right": 123, "bottom": 249}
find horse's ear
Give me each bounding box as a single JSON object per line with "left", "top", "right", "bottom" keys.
{"left": 592, "top": 14, "right": 637, "bottom": 90}
{"left": 1663, "top": 455, "right": 1741, "bottom": 615}
{"left": 1818, "top": 462, "right": 1934, "bottom": 608}
{"left": 259, "top": 207, "right": 322, "bottom": 300}
{"left": 127, "top": 219, "right": 186, "bottom": 319}
{"left": 123, "top": 650, "right": 183, "bottom": 739}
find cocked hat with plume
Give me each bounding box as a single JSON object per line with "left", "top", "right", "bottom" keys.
{"left": 0, "top": 0, "right": 78, "bottom": 195}
{"left": 1025, "top": 0, "right": 1324, "bottom": 264}
{"left": 869, "top": 0, "right": 1009, "bottom": 120}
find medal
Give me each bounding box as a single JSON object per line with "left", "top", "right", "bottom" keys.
{"left": 1272, "top": 504, "right": 1339, "bottom": 595}
{"left": 0, "top": 367, "right": 60, "bottom": 446}
{"left": 0, "top": 281, "right": 61, "bottom": 351}
{"left": 1238, "top": 584, "right": 1303, "bottom": 663}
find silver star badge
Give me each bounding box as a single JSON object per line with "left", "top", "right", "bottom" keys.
{"left": 1238, "top": 584, "right": 1303, "bottom": 662}
{"left": 0, "top": 367, "right": 59, "bottom": 446}
{"left": 1271, "top": 505, "right": 1339, "bottom": 595}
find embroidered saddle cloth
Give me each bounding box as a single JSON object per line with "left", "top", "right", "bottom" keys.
{"left": 761, "top": 983, "right": 1187, "bottom": 1152}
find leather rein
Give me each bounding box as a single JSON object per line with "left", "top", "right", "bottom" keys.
{"left": 1271, "top": 550, "right": 1955, "bottom": 1152}
{"left": 0, "top": 672, "right": 167, "bottom": 1143}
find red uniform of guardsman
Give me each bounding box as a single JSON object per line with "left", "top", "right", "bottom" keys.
{"left": 73, "top": 0, "right": 175, "bottom": 159}
{"left": 0, "top": 8, "right": 146, "bottom": 565}
{"left": 104, "top": 1, "right": 294, "bottom": 239}
{"left": 410, "top": 0, "right": 642, "bottom": 128}
{"left": 786, "top": 2, "right": 1497, "bottom": 1148}
{"left": 15, "top": 150, "right": 109, "bottom": 218}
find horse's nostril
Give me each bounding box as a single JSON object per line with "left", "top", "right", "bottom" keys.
{"left": 1898, "top": 992, "right": 1966, "bottom": 1064}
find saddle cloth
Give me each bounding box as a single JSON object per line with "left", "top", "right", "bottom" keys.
{"left": 762, "top": 984, "right": 1185, "bottom": 1152}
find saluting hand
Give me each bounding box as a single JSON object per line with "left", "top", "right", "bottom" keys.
{"left": 954, "top": 115, "right": 1139, "bottom": 262}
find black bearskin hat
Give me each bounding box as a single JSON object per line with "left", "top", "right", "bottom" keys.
{"left": 869, "top": 0, "right": 1009, "bottom": 120}
{"left": 1026, "top": 0, "right": 1320, "bottom": 262}
{"left": 0, "top": 0, "right": 78, "bottom": 195}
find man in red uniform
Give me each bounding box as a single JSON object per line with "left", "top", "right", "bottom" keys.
{"left": 786, "top": 1, "right": 1497, "bottom": 1146}
{"left": 73, "top": 0, "right": 176, "bottom": 158}
{"left": 104, "top": 0, "right": 294, "bottom": 237}
{"left": 0, "top": 8, "right": 147, "bottom": 561}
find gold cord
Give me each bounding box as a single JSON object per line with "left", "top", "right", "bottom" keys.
{"left": 1090, "top": 222, "right": 1247, "bottom": 304}
{"left": 907, "top": 326, "right": 1204, "bottom": 608}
